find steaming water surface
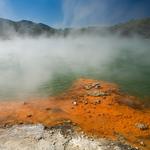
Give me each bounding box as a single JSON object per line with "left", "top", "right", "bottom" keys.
{"left": 0, "top": 35, "right": 149, "bottom": 100}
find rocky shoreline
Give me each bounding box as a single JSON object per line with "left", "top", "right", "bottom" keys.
{"left": 0, "top": 78, "right": 150, "bottom": 149}
{"left": 0, "top": 124, "right": 137, "bottom": 150}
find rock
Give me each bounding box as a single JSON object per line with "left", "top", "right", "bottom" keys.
{"left": 135, "top": 123, "right": 149, "bottom": 130}
{"left": 84, "top": 82, "right": 101, "bottom": 90}
{"left": 84, "top": 85, "right": 92, "bottom": 90}
{"left": 88, "top": 90, "right": 108, "bottom": 97}
{"left": 64, "top": 120, "right": 72, "bottom": 124}
{"left": 72, "top": 101, "right": 77, "bottom": 106}
{"left": 114, "top": 146, "right": 121, "bottom": 150}
{"left": 92, "top": 82, "right": 101, "bottom": 89}
{"left": 0, "top": 124, "right": 138, "bottom": 150}
{"left": 139, "top": 141, "right": 145, "bottom": 146}
{"left": 94, "top": 99, "right": 101, "bottom": 105}
{"left": 83, "top": 100, "right": 88, "bottom": 104}
{"left": 72, "top": 122, "right": 77, "bottom": 126}
{"left": 27, "top": 113, "right": 32, "bottom": 118}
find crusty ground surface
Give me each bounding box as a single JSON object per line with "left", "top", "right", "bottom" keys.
{"left": 0, "top": 78, "right": 150, "bottom": 149}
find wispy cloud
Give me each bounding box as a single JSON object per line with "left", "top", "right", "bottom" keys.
{"left": 62, "top": 0, "right": 150, "bottom": 27}
{"left": 62, "top": 0, "right": 102, "bottom": 27}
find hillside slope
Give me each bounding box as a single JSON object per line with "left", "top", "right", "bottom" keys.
{"left": 0, "top": 18, "right": 150, "bottom": 38}
{"left": 110, "top": 18, "right": 150, "bottom": 38}
{"left": 0, "top": 18, "right": 57, "bottom": 38}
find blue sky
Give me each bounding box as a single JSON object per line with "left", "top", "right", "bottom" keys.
{"left": 0, "top": 0, "right": 150, "bottom": 27}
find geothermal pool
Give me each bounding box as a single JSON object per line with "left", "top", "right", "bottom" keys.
{"left": 42, "top": 51, "right": 150, "bottom": 98}
{"left": 0, "top": 37, "right": 149, "bottom": 100}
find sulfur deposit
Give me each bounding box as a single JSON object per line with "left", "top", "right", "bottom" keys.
{"left": 0, "top": 79, "right": 150, "bottom": 150}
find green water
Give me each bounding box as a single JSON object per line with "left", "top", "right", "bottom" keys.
{"left": 39, "top": 49, "right": 150, "bottom": 99}
{"left": 0, "top": 38, "right": 150, "bottom": 100}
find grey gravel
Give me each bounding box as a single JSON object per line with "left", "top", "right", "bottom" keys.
{"left": 0, "top": 124, "right": 137, "bottom": 150}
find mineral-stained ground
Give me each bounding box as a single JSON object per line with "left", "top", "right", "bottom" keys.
{"left": 0, "top": 78, "right": 150, "bottom": 150}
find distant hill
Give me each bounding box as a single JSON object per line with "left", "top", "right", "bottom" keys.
{"left": 109, "top": 18, "right": 150, "bottom": 38}
{"left": 0, "top": 18, "right": 150, "bottom": 38}
{"left": 0, "top": 18, "right": 57, "bottom": 38}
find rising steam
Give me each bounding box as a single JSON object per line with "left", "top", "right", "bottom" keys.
{"left": 0, "top": 33, "right": 149, "bottom": 99}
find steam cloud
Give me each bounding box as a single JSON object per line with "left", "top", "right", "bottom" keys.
{"left": 0, "top": 33, "right": 149, "bottom": 99}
